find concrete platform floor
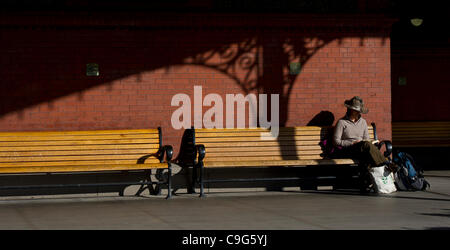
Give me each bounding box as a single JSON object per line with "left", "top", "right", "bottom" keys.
{"left": 0, "top": 171, "right": 449, "bottom": 230}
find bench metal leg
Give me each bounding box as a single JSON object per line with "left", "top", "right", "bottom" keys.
{"left": 199, "top": 162, "right": 205, "bottom": 198}
{"left": 189, "top": 163, "right": 197, "bottom": 194}
{"left": 358, "top": 163, "right": 372, "bottom": 194}
{"left": 166, "top": 164, "right": 172, "bottom": 199}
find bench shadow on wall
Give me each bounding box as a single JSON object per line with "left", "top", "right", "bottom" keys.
{"left": 0, "top": 17, "right": 384, "bottom": 197}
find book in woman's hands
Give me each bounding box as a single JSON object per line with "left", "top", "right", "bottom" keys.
{"left": 362, "top": 139, "right": 379, "bottom": 144}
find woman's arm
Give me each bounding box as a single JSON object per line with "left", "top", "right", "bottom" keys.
{"left": 333, "top": 120, "right": 353, "bottom": 147}
{"left": 363, "top": 120, "right": 370, "bottom": 141}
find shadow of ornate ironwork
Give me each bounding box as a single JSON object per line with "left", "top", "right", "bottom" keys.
{"left": 178, "top": 31, "right": 334, "bottom": 171}
{"left": 183, "top": 32, "right": 333, "bottom": 127}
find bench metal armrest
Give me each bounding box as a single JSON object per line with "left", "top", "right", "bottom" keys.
{"left": 195, "top": 144, "right": 206, "bottom": 163}
{"left": 376, "top": 140, "right": 392, "bottom": 158}
{"left": 370, "top": 122, "right": 392, "bottom": 157}
{"left": 164, "top": 145, "right": 174, "bottom": 162}
{"left": 158, "top": 145, "right": 174, "bottom": 163}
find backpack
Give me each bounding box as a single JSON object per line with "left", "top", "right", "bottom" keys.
{"left": 392, "top": 151, "right": 430, "bottom": 191}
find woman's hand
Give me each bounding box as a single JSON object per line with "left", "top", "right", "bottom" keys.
{"left": 352, "top": 140, "right": 361, "bottom": 145}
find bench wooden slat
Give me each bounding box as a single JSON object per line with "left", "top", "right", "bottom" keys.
{"left": 0, "top": 163, "right": 167, "bottom": 174}
{"left": 0, "top": 129, "right": 159, "bottom": 137}
{"left": 204, "top": 145, "right": 323, "bottom": 152}
{"left": 393, "top": 121, "right": 450, "bottom": 126}
{"left": 393, "top": 143, "right": 450, "bottom": 147}
{"left": 0, "top": 139, "right": 159, "bottom": 147}
{"left": 203, "top": 155, "right": 325, "bottom": 162}
{"left": 393, "top": 125, "right": 450, "bottom": 128}
{"left": 393, "top": 124, "right": 450, "bottom": 127}
{"left": 392, "top": 140, "right": 450, "bottom": 147}
{"left": 202, "top": 159, "right": 358, "bottom": 168}
{"left": 196, "top": 135, "right": 323, "bottom": 142}
{"left": 393, "top": 135, "right": 450, "bottom": 139}
{"left": 197, "top": 139, "right": 372, "bottom": 148}
{"left": 195, "top": 127, "right": 324, "bottom": 133}
{"left": 0, "top": 158, "right": 161, "bottom": 168}
{"left": 196, "top": 131, "right": 326, "bottom": 137}
{"left": 393, "top": 139, "right": 450, "bottom": 143}
{"left": 197, "top": 134, "right": 375, "bottom": 143}
{"left": 393, "top": 128, "right": 450, "bottom": 132}
{"left": 393, "top": 131, "right": 450, "bottom": 135}
{"left": 196, "top": 127, "right": 374, "bottom": 139}
{"left": 196, "top": 127, "right": 373, "bottom": 133}
{"left": 0, "top": 144, "right": 160, "bottom": 152}
{"left": 195, "top": 126, "right": 373, "bottom": 132}
{"left": 196, "top": 139, "right": 373, "bottom": 148}
{"left": 196, "top": 131, "right": 374, "bottom": 138}
{"left": 0, "top": 154, "right": 160, "bottom": 163}
{"left": 194, "top": 141, "right": 322, "bottom": 147}
{"left": 392, "top": 129, "right": 450, "bottom": 133}
{"left": 393, "top": 130, "right": 450, "bottom": 134}
{"left": 0, "top": 149, "right": 156, "bottom": 157}
{"left": 0, "top": 134, "right": 159, "bottom": 141}
{"left": 205, "top": 150, "right": 323, "bottom": 157}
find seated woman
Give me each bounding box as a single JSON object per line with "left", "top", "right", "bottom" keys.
{"left": 332, "top": 96, "right": 394, "bottom": 192}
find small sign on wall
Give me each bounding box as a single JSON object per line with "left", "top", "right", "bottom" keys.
{"left": 86, "top": 63, "right": 99, "bottom": 76}
{"left": 289, "top": 62, "right": 301, "bottom": 75}
{"left": 398, "top": 76, "right": 407, "bottom": 86}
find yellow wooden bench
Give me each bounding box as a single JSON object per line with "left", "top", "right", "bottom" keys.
{"left": 177, "top": 123, "right": 391, "bottom": 197}
{"left": 0, "top": 128, "right": 173, "bottom": 199}
{"left": 392, "top": 121, "right": 450, "bottom": 147}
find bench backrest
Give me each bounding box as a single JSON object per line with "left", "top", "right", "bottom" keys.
{"left": 392, "top": 121, "right": 450, "bottom": 147}
{"left": 194, "top": 126, "right": 374, "bottom": 162}
{"left": 0, "top": 129, "right": 162, "bottom": 173}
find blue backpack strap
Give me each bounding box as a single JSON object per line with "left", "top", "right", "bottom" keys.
{"left": 404, "top": 152, "right": 424, "bottom": 176}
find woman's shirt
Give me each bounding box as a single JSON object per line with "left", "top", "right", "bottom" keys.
{"left": 333, "top": 115, "right": 370, "bottom": 147}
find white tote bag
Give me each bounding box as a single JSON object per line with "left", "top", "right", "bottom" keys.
{"left": 369, "top": 166, "right": 397, "bottom": 194}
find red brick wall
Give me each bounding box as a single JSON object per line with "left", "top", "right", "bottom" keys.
{"left": 0, "top": 14, "right": 393, "bottom": 153}
{"left": 286, "top": 37, "right": 392, "bottom": 140}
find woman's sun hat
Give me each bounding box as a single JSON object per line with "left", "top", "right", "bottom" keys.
{"left": 344, "top": 96, "right": 368, "bottom": 114}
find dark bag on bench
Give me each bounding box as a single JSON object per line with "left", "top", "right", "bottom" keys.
{"left": 320, "top": 139, "right": 343, "bottom": 158}
{"left": 392, "top": 151, "right": 430, "bottom": 191}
